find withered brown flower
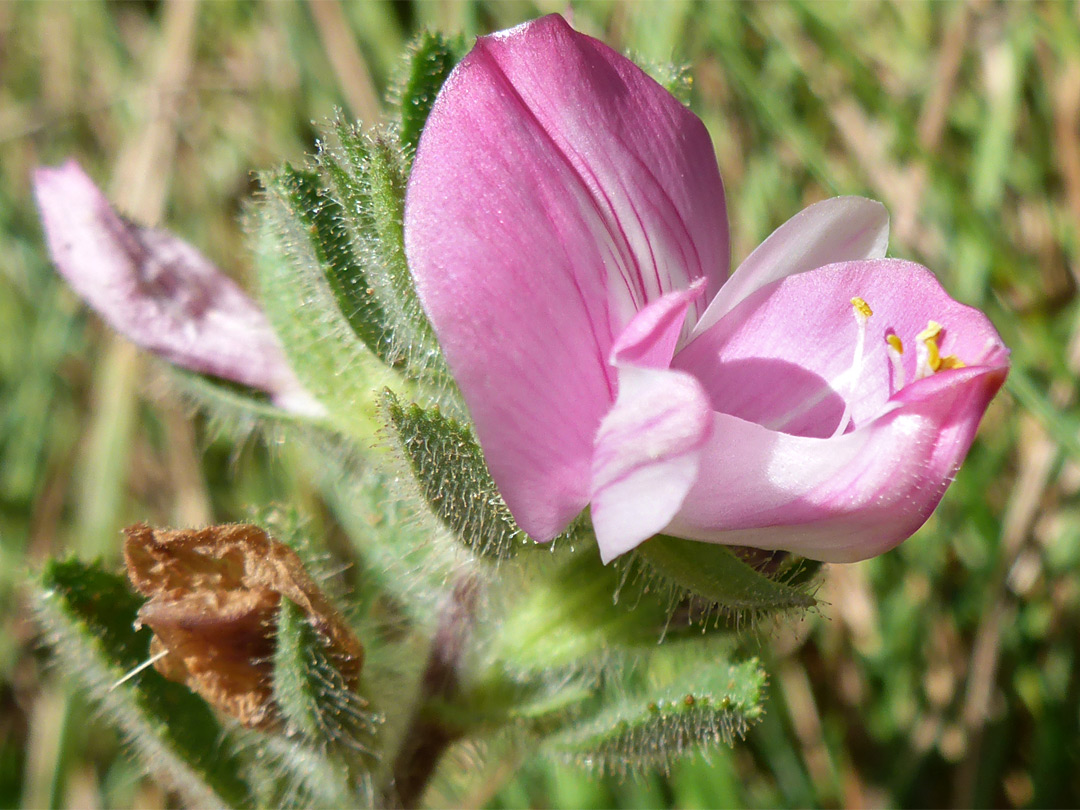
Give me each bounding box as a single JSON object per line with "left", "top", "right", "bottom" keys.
{"left": 123, "top": 522, "right": 364, "bottom": 729}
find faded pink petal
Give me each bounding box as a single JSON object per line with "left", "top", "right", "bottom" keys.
{"left": 692, "top": 196, "right": 889, "bottom": 338}
{"left": 405, "top": 14, "right": 727, "bottom": 539}
{"left": 34, "top": 161, "right": 321, "bottom": 416}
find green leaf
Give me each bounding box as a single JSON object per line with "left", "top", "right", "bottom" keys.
{"left": 322, "top": 123, "right": 453, "bottom": 392}
{"left": 382, "top": 389, "right": 528, "bottom": 559}
{"left": 637, "top": 535, "right": 817, "bottom": 616}
{"left": 394, "top": 31, "right": 467, "bottom": 157}
{"left": 635, "top": 57, "right": 694, "bottom": 104}
{"left": 34, "top": 559, "right": 253, "bottom": 809}
{"left": 546, "top": 648, "right": 767, "bottom": 775}
{"left": 271, "top": 163, "right": 397, "bottom": 366}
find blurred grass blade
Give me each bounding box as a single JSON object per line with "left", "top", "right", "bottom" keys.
{"left": 34, "top": 559, "right": 253, "bottom": 809}
{"left": 970, "top": 25, "right": 1029, "bottom": 213}
{"left": 1005, "top": 369, "right": 1080, "bottom": 462}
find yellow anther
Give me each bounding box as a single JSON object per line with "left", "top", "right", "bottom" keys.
{"left": 886, "top": 334, "right": 904, "bottom": 354}
{"left": 916, "top": 321, "right": 943, "bottom": 342}
{"left": 917, "top": 320, "right": 944, "bottom": 372}
{"left": 926, "top": 341, "right": 942, "bottom": 372}
{"left": 938, "top": 355, "right": 966, "bottom": 370}
{"left": 851, "top": 297, "right": 873, "bottom": 319}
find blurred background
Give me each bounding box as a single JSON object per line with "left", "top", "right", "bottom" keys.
{"left": 2, "top": 1, "right": 1078, "bottom": 807}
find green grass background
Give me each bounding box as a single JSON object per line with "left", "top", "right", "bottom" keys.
{"left": 2, "top": 0, "right": 1079, "bottom": 807}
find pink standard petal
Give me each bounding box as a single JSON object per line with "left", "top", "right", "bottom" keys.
{"left": 482, "top": 15, "right": 729, "bottom": 314}
{"left": 665, "top": 362, "right": 1007, "bottom": 562}
{"left": 693, "top": 197, "right": 888, "bottom": 338}
{"left": 34, "top": 161, "right": 321, "bottom": 415}
{"left": 405, "top": 14, "right": 727, "bottom": 540}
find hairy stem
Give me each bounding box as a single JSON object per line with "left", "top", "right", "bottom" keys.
{"left": 384, "top": 574, "right": 480, "bottom": 808}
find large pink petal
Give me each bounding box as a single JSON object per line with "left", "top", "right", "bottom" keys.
{"left": 664, "top": 362, "right": 1008, "bottom": 562}
{"left": 675, "top": 259, "right": 1005, "bottom": 439}
{"left": 481, "top": 15, "right": 729, "bottom": 313}
{"left": 692, "top": 197, "right": 888, "bottom": 337}
{"left": 405, "top": 15, "right": 727, "bottom": 540}
{"left": 34, "top": 161, "right": 321, "bottom": 415}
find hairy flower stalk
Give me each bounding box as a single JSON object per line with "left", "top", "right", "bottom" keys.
{"left": 405, "top": 14, "right": 1009, "bottom": 564}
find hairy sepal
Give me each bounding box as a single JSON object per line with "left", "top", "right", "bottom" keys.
{"left": 382, "top": 389, "right": 529, "bottom": 560}
{"left": 321, "top": 121, "right": 455, "bottom": 398}
{"left": 271, "top": 163, "right": 398, "bottom": 366}
{"left": 634, "top": 56, "right": 694, "bottom": 104}
{"left": 545, "top": 644, "right": 767, "bottom": 776}
{"left": 636, "top": 535, "right": 818, "bottom": 625}
{"left": 244, "top": 732, "right": 367, "bottom": 809}
{"left": 486, "top": 543, "right": 737, "bottom": 678}
{"left": 273, "top": 597, "right": 379, "bottom": 752}
{"left": 251, "top": 187, "right": 402, "bottom": 439}
{"left": 391, "top": 31, "right": 468, "bottom": 159}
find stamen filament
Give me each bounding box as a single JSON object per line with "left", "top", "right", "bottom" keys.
{"left": 831, "top": 298, "right": 872, "bottom": 439}
{"left": 886, "top": 333, "right": 905, "bottom": 393}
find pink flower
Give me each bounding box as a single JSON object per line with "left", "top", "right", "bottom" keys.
{"left": 34, "top": 161, "right": 321, "bottom": 416}
{"left": 406, "top": 15, "right": 1009, "bottom": 564}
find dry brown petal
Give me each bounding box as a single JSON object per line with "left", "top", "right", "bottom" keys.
{"left": 123, "top": 522, "right": 364, "bottom": 729}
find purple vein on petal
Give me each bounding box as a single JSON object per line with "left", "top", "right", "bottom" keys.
{"left": 473, "top": 41, "right": 646, "bottom": 312}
